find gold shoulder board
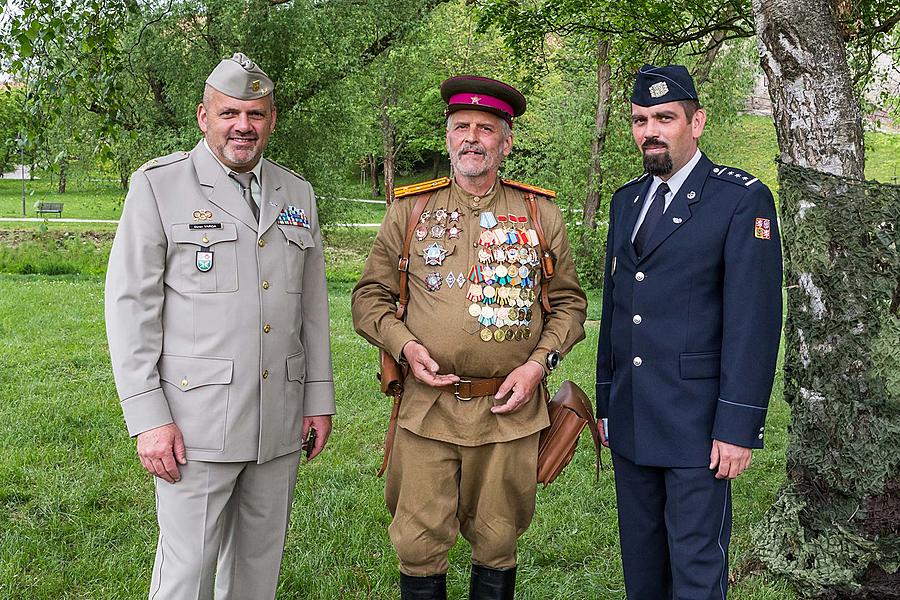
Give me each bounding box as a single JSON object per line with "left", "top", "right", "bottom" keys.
{"left": 501, "top": 179, "right": 557, "bottom": 199}
{"left": 394, "top": 177, "right": 451, "bottom": 199}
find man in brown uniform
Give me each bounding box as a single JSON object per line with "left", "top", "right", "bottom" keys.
{"left": 352, "top": 76, "right": 587, "bottom": 599}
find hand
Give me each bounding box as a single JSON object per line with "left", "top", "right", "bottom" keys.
{"left": 402, "top": 341, "right": 460, "bottom": 388}
{"left": 136, "top": 423, "right": 187, "bottom": 484}
{"left": 599, "top": 418, "right": 609, "bottom": 448}
{"left": 709, "top": 439, "right": 752, "bottom": 479}
{"left": 492, "top": 361, "right": 544, "bottom": 415}
{"left": 302, "top": 415, "right": 332, "bottom": 461}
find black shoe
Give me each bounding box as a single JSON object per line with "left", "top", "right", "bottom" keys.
{"left": 400, "top": 573, "right": 447, "bottom": 600}
{"left": 468, "top": 564, "right": 516, "bottom": 600}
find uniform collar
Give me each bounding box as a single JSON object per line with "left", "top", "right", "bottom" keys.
{"left": 202, "top": 139, "right": 264, "bottom": 194}
{"left": 450, "top": 178, "right": 499, "bottom": 210}
{"left": 648, "top": 148, "right": 702, "bottom": 201}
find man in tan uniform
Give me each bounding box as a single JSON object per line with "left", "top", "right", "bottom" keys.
{"left": 352, "top": 76, "right": 587, "bottom": 599}
{"left": 105, "top": 53, "right": 335, "bottom": 599}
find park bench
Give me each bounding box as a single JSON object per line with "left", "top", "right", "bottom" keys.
{"left": 34, "top": 202, "right": 64, "bottom": 217}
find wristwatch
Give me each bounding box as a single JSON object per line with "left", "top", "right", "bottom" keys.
{"left": 546, "top": 350, "right": 561, "bottom": 372}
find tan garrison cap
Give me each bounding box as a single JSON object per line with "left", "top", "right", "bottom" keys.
{"left": 206, "top": 53, "right": 274, "bottom": 100}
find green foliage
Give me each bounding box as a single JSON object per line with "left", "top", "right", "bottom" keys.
{"left": 751, "top": 164, "right": 900, "bottom": 596}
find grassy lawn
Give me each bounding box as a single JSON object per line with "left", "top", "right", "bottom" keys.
{"left": 0, "top": 228, "right": 794, "bottom": 599}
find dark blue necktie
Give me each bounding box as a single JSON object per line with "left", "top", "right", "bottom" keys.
{"left": 634, "top": 182, "right": 669, "bottom": 257}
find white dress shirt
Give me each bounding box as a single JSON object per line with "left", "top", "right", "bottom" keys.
{"left": 631, "top": 148, "right": 702, "bottom": 242}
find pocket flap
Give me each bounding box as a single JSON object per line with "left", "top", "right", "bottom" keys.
{"left": 159, "top": 354, "right": 234, "bottom": 391}
{"left": 172, "top": 223, "right": 238, "bottom": 247}
{"left": 286, "top": 349, "right": 307, "bottom": 383}
{"left": 280, "top": 226, "right": 315, "bottom": 249}
{"left": 679, "top": 352, "right": 721, "bottom": 379}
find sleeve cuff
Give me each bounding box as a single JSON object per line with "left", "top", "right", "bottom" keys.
{"left": 303, "top": 380, "right": 337, "bottom": 416}
{"left": 596, "top": 382, "right": 611, "bottom": 418}
{"left": 711, "top": 398, "right": 768, "bottom": 448}
{"left": 383, "top": 324, "right": 418, "bottom": 363}
{"left": 121, "top": 388, "right": 173, "bottom": 437}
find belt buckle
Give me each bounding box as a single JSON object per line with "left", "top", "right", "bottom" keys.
{"left": 454, "top": 379, "right": 473, "bottom": 401}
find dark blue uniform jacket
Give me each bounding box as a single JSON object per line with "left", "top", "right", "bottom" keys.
{"left": 595, "top": 153, "right": 783, "bottom": 467}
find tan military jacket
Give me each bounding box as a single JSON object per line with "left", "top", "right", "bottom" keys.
{"left": 352, "top": 179, "right": 587, "bottom": 446}
{"left": 105, "top": 140, "right": 335, "bottom": 464}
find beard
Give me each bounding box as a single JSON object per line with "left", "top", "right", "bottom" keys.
{"left": 641, "top": 138, "right": 673, "bottom": 176}
{"left": 449, "top": 143, "right": 500, "bottom": 178}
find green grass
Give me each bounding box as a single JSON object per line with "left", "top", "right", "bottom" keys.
{"left": 0, "top": 228, "right": 794, "bottom": 599}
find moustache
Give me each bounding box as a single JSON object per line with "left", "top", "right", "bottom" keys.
{"left": 642, "top": 138, "right": 668, "bottom": 150}
{"left": 457, "top": 144, "right": 486, "bottom": 158}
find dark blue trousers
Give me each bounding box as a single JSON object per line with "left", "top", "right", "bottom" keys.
{"left": 612, "top": 452, "right": 732, "bottom": 600}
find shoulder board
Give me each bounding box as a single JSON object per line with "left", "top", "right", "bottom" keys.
{"left": 394, "top": 177, "right": 451, "bottom": 199}
{"left": 268, "top": 159, "right": 306, "bottom": 181}
{"left": 614, "top": 172, "right": 649, "bottom": 193}
{"left": 139, "top": 151, "right": 190, "bottom": 172}
{"left": 500, "top": 179, "right": 556, "bottom": 199}
{"left": 710, "top": 165, "right": 760, "bottom": 187}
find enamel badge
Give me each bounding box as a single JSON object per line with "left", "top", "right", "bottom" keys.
{"left": 196, "top": 249, "right": 213, "bottom": 272}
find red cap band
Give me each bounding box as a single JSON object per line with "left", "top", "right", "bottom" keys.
{"left": 448, "top": 93, "right": 515, "bottom": 118}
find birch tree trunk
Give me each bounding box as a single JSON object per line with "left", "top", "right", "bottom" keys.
{"left": 750, "top": 1, "right": 900, "bottom": 596}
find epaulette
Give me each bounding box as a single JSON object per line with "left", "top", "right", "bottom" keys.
{"left": 268, "top": 159, "right": 307, "bottom": 181}
{"left": 394, "top": 177, "right": 451, "bottom": 199}
{"left": 614, "top": 172, "right": 649, "bottom": 193}
{"left": 501, "top": 179, "right": 556, "bottom": 199}
{"left": 139, "top": 151, "right": 190, "bottom": 172}
{"left": 711, "top": 165, "right": 760, "bottom": 187}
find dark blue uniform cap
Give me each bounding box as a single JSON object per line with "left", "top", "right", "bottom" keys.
{"left": 630, "top": 64, "right": 698, "bottom": 107}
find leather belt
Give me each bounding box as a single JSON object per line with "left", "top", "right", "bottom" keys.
{"left": 438, "top": 376, "right": 506, "bottom": 401}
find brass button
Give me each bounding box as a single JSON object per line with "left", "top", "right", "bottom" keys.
{"left": 633, "top": 315, "right": 642, "bottom": 324}
{"left": 258, "top": 239, "right": 266, "bottom": 247}
{"left": 262, "top": 369, "right": 269, "bottom": 379}
{"left": 633, "top": 356, "right": 643, "bottom": 367}
{"left": 262, "top": 280, "right": 269, "bottom": 289}
{"left": 180, "top": 378, "right": 188, "bottom": 387}
{"left": 263, "top": 324, "right": 271, "bottom": 333}
{"left": 635, "top": 272, "right": 645, "bottom": 281}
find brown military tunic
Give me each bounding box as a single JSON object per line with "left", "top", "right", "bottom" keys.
{"left": 352, "top": 179, "right": 587, "bottom": 445}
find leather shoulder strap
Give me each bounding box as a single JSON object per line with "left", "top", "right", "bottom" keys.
{"left": 395, "top": 193, "right": 432, "bottom": 319}
{"left": 523, "top": 193, "right": 554, "bottom": 316}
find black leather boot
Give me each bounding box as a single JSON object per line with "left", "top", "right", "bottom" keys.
{"left": 468, "top": 564, "right": 516, "bottom": 600}
{"left": 399, "top": 573, "right": 447, "bottom": 600}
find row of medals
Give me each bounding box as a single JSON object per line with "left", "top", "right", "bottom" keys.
{"left": 418, "top": 206, "right": 541, "bottom": 343}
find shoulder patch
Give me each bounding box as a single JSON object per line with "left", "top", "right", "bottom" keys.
{"left": 268, "top": 159, "right": 306, "bottom": 181}
{"left": 614, "top": 172, "right": 649, "bottom": 193}
{"left": 711, "top": 165, "right": 760, "bottom": 187}
{"left": 394, "top": 177, "right": 451, "bottom": 199}
{"left": 139, "top": 151, "right": 190, "bottom": 172}
{"left": 500, "top": 179, "right": 556, "bottom": 199}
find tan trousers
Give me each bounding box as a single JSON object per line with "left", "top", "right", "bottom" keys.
{"left": 385, "top": 426, "right": 540, "bottom": 576}
{"left": 149, "top": 451, "right": 301, "bottom": 600}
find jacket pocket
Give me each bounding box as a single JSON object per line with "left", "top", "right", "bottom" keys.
{"left": 279, "top": 226, "right": 314, "bottom": 293}
{"left": 679, "top": 351, "right": 721, "bottom": 380}
{"left": 283, "top": 349, "right": 307, "bottom": 444}
{"left": 170, "top": 223, "right": 239, "bottom": 293}
{"left": 159, "top": 354, "right": 233, "bottom": 451}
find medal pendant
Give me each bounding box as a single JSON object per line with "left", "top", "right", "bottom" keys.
{"left": 483, "top": 285, "right": 496, "bottom": 304}
{"left": 506, "top": 247, "right": 518, "bottom": 263}
{"left": 415, "top": 225, "right": 428, "bottom": 241}
{"left": 479, "top": 230, "right": 496, "bottom": 246}
{"left": 196, "top": 249, "right": 214, "bottom": 272}
{"left": 480, "top": 328, "right": 494, "bottom": 342}
{"left": 478, "top": 248, "right": 492, "bottom": 264}
{"left": 494, "top": 328, "right": 506, "bottom": 343}
{"left": 514, "top": 329, "right": 524, "bottom": 341}
{"left": 493, "top": 247, "right": 506, "bottom": 262}
{"left": 430, "top": 224, "right": 445, "bottom": 239}
{"left": 448, "top": 223, "right": 462, "bottom": 239}
{"left": 420, "top": 210, "right": 431, "bottom": 223}
{"left": 468, "top": 303, "right": 482, "bottom": 317}
{"left": 466, "top": 284, "right": 484, "bottom": 302}
{"left": 423, "top": 242, "right": 449, "bottom": 266}
{"left": 450, "top": 208, "right": 463, "bottom": 222}
{"left": 433, "top": 208, "right": 448, "bottom": 223}
{"left": 424, "top": 271, "right": 443, "bottom": 292}
{"left": 482, "top": 265, "right": 495, "bottom": 283}
{"left": 504, "top": 329, "right": 515, "bottom": 341}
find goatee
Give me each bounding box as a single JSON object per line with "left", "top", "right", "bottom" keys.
{"left": 643, "top": 151, "right": 673, "bottom": 177}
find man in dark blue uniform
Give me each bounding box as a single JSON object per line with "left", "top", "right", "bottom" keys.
{"left": 595, "top": 64, "right": 783, "bottom": 599}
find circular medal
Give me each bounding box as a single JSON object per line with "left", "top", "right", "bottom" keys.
{"left": 433, "top": 208, "right": 447, "bottom": 222}
{"left": 493, "top": 247, "right": 506, "bottom": 262}
{"left": 506, "top": 247, "right": 518, "bottom": 263}
{"left": 483, "top": 285, "right": 496, "bottom": 299}
{"left": 415, "top": 225, "right": 428, "bottom": 241}
{"left": 519, "top": 265, "right": 529, "bottom": 278}
{"left": 424, "top": 272, "right": 442, "bottom": 292}
{"left": 495, "top": 264, "right": 508, "bottom": 278}
{"left": 494, "top": 328, "right": 506, "bottom": 342}
{"left": 480, "top": 328, "right": 493, "bottom": 342}
{"left": 514, "top": 329, "right": 524, "bottom": 341}
{"left": 431, "top": 224, "right": 445, "bottom": 239}
{"left": 504, "top": 329, "right": 514, "bottom": 341}
{"left": 523, "top": 328, "right": 532, "bottom": 339}
{"left": 478, "top": 249, "right": 492, "bottom": 264}
{"left": 468, "top": 303, "right": 482, "bottom": 317}
{"left": 480, "top": 305, "right": 495, "bottom": 319}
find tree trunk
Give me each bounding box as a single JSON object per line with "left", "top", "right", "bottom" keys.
{"left": 369, "top": 153, "right": 380, "bottom": 199}
{"left": 382, "top": 101, "right": 396, "bottom": 206}
{"left": 692, "top": 10, "right": 731, "bottom": 88}
{"left": 431, "top": 152, "right": 442, "bottom": 180}
{"left": 749, "top": 1, "right": 899, "bottom": 596}
{"left": 582, "top": 37, "right": 611, "bottom": 232}
{"left": 57, "top": 157, "right": 67, "bottom": 194}
{"left": 752, "top": 0, "right": 864, "bottom": 179}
